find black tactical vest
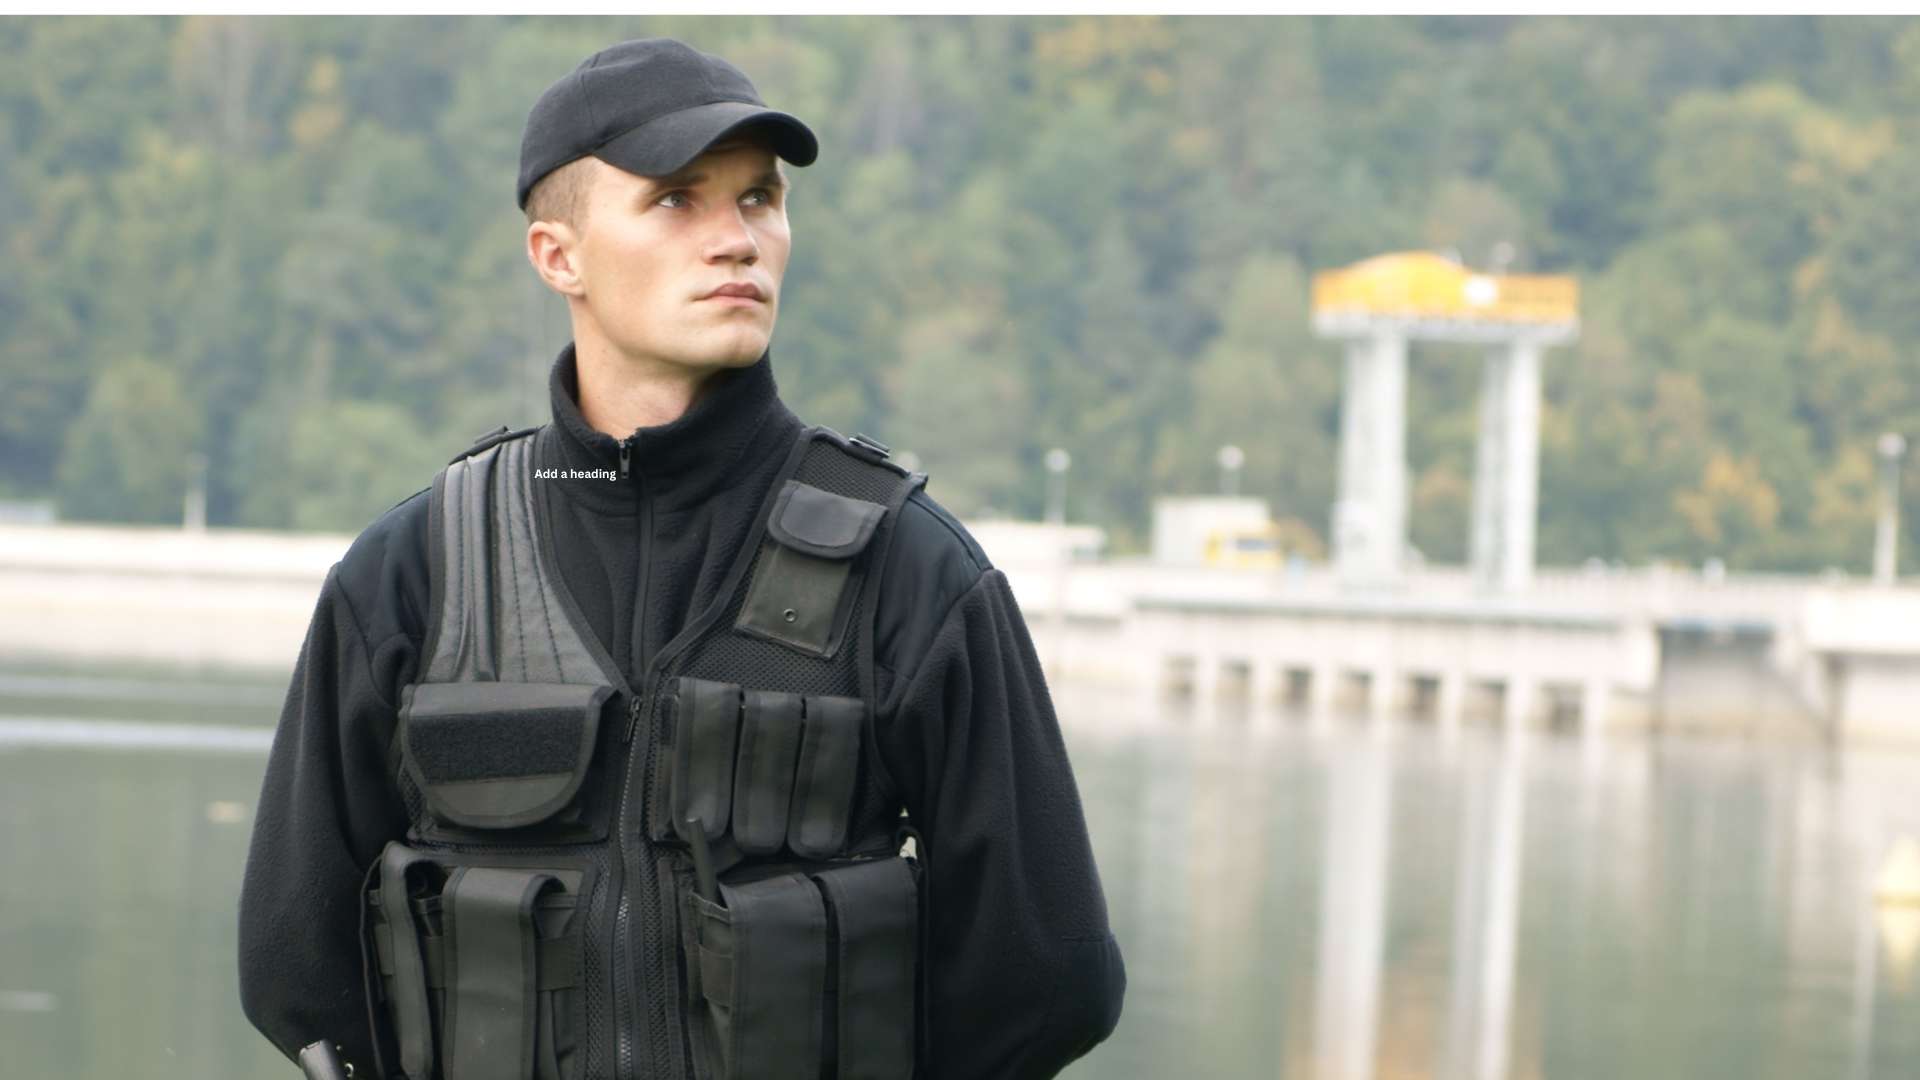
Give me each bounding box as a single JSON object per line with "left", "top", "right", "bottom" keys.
{"left": 364, "top": 425, "right": 928, "bottom": 1080}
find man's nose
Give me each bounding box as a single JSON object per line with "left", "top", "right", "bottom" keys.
{"left": 704, "top": 207, "right": 759, "bottom": 263}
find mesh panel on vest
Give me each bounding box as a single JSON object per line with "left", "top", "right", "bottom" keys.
{"left": 669, "top": 438, "right": 912, "bottom": 857}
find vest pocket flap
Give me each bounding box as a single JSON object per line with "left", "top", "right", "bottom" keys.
{"left": 402, "top": 682, "right": 612, "bottom": 830}
{"left": 766, "top": 480, "right": 886, "bottom": 559}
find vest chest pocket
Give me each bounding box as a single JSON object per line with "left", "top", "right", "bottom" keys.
{"left": 400, "top": 682, "right": 614, "bottom": 841}
{"left": 366, "top": 843, "right": 592, "bottom": 1080}
{"left": 665, "top": 677, "right": 862, "bottom": 860}
{"left": 735, "top": 480, "right": 886, "bottom": 658}
{"left": 686, "top": 857, "right": 920, "bottom": 1080}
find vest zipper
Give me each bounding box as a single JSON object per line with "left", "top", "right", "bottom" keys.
{"left": 610, "top": 430, "right": 822, "bottom": 1079}
{"left": 616, "top": 459, "right": 675, "bottom": 1080}
{"left": 616, "top": 666, "right": 661, "bottom": 1080}
{"left": 613, "top": 444, "right": 639, "bottom": 1079}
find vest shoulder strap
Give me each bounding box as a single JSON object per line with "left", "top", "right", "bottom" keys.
{"left": 419, "top": 427, "right": 609, "bottom": 687}
{"left": 448, "top": 423, "right": 543, "bottom": 466}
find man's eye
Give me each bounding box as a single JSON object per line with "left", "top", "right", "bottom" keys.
{"left": 656, "top": 187, "right": 768, "bottom": 208}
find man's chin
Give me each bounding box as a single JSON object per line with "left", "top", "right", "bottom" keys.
{"left": 694, "top": 326, "right": 773, "bottom": 368}
{"left": 610, "top": 323, "right": 771, "bottom": 373}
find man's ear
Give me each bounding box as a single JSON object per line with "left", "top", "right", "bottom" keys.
{"left": 527, "top": 221, "right": 586, "bottom": 298}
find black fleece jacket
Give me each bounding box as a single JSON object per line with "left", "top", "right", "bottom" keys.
{"left": 236, "top": 345, "right": 1125, "bottom": 1078}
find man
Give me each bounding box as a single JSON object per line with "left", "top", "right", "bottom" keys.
{"left": 237, "top": 36, "right": 1124, "bottom": 1080}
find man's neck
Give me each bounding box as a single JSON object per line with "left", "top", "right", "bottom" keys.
{"left": 573, "top": 336, "right": 721, "bottom": 439}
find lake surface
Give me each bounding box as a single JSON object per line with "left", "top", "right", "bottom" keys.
{"left": 2, "top": 668, "right": 1916, "bottom": 1079}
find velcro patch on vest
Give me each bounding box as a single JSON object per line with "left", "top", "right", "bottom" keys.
{"left": 401, "top": 682, "right": 611, "bottom": 830}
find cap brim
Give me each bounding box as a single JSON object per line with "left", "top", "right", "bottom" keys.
{"left": 594, "top": 100, "right": 818, "bottom": 178}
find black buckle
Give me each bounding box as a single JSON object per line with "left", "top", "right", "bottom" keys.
{"left": 847, "top": 432, "right": 891, "bottom": 461}
{"left": 448, "top": 424, "right": 521, "bottom": 465}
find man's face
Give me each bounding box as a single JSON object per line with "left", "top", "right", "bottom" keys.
{"left": 553, "top": 139, "right": 790, "bottom": 375}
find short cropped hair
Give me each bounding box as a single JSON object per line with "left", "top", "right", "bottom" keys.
{"left": 524, "top": 156, "right": 601, "bottom": 231}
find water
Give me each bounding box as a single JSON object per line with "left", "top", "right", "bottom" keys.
{"left": 2, "top": 669, "right": 1917, "bottom": 1079}
{"left": 1059, "top": 698, "right": 1920, "bottom": 1080}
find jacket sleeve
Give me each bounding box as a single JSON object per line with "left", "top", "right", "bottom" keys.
{"left": 237, "top": 564, "right": 412, "bottom": 1072}
{"left": 878, "top": 567, "right": 1126, "bottom": 1079}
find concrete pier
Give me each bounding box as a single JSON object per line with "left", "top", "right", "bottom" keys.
{"left": 1334, "top": 332, "right": 1409, "bottom": 587}
{"left": 1470, "top": 341, "right": 1543, "bottom": 592}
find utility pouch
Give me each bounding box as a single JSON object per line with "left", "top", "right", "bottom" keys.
{"left": 400, "top": 682, "right": 612, "bottom": 838}
{"left": 731, "top": 689, "right": 804, "bottom": 857}
{"left": 687, "top": 858, "right": 919, "bottom": 1080}
{"left": 670, "top": 678, "right": 741, "bottom": 840}
{"left": 371, "top": 844, "right": 443, "bottom": 1080}
{"left": 442, "top": 867, "right": 563, "bottom": 1080}
{"left": 787, "top": 695, "right": 863, "bottom": 859}
{"left": 663, "top": 678, "right": 863, "bottom": 861}
{"left": 366, "top": 842, "right": 589, "bottom": 1080}
{"left": 735, "top": 480, "right": 886, "bottom": 658}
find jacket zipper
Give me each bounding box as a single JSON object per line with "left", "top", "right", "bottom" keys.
{"left": 616, "top": 664, "right": 663, "bottom": 1080}
{"left": 613, "top": 433, "right": 636, "bottom": 1079}
{"left": 614, "top": 436, "right": 657, "bottom": 1080}
{"left": 611, "top": 427, "right": 809, "bottom": 1078}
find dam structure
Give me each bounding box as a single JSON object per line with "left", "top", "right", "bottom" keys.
{"left": 3, "top": 254, "right": 1916, "bottom": 742}
{"left": 4, "top": 520, "right": 1917, "bottom": 745}
{"left": 992, "top": 253, "right": 1920, "bottom": 744}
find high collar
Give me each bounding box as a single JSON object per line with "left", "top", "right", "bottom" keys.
{"left": 538, "top": 342, "right": 799, "bottom": 513}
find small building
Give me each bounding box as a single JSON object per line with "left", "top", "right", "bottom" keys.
{"left": 1151, "top": 496, "right": 1274, "bottom": 565}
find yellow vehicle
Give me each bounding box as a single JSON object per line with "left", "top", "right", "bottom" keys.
{"left": 1204, "top": 524, "right": 1288, "bottom": 569}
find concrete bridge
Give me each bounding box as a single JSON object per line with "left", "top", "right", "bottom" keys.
{"left": 977, "top": 523, "right": 1920, "bottom": 746}
{"left": 4, "top": 520, "right": 1918, "bottom": 745}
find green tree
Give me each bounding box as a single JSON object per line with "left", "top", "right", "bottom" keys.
{"left": 55, "top": 358, "right": 201, "bottom": 523}
{"left": 1157, "top": 253, "right": 1335, "bottom": 544}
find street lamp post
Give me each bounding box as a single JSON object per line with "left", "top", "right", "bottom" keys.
{"left": 183, "top": 452, "right": 208, "bottom": 532}
{"left": 1042, "top": 447, "right": 1073, "bottom": 682}
{"left": 1218, "top": 444, "right": 1245, "bottom": 497}
{"left": 1875, "top": 432, "right": 1906, "bottom": 586}
{"left": 1044, "top": 448, "right": 1071, "bottom": 526}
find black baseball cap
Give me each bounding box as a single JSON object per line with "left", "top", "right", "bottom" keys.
{"left": 517, "top": 37, "right": 819, "bottom": 211}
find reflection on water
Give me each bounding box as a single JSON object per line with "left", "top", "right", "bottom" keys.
{"left": 2, "top": 671, "right": 1918, "bottom": 1078}
{"left": 1057, "top": 695, "right": 1920, "bottom": 1080}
